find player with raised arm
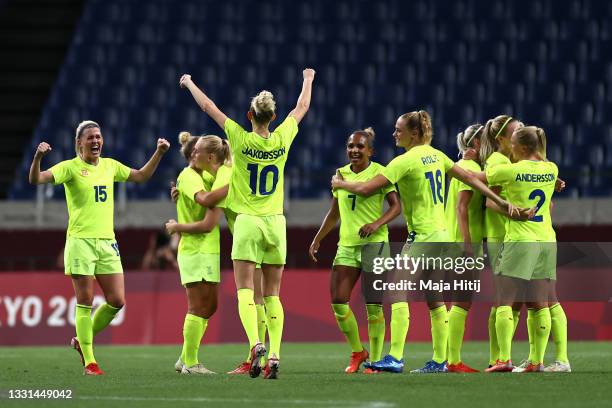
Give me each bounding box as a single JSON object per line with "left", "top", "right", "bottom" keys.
{"left": 444, "top": 124, "right": 485, "bottom": 373}
{"left": 179, "top": 68, "right": 315, "bottom": 379}
{"left": 309, "top": 128, "right": 401, "bottom": 374}
{"left": 28, "top": 120, "right": 169, "bottom": 375}
{"left": 484, "top": 127, "right": 559, "bottom": 373}
{"left": 165, "top": 132, "right": 229, "bottom": 374}
{"left": 332, "top": 110, "right": 519, "bottom": 373}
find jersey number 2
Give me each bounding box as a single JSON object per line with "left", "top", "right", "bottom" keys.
{"left": 528, "top": 189, "right": 545, "bottom": 222}
{"left": 94, "top": 185, "right": 107, "bottom": 202}
{"left": 425, "top": 170, "right": 444, "bottom": 204}
{"left": 247, "top": 164, "right": 279, "bottom": 196}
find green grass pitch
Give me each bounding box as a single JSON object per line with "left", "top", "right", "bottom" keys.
{"left": 1, "top": 342, "right": 610, "bottom": 408}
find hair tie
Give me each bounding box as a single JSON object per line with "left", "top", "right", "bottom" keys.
{"left": 494, "top": 117, "right": 513, "bottom": 140}
{"left": 466, "top": 125, "right": 484, "bottom": 147}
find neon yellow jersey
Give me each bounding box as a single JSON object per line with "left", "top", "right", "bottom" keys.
{"left": 333, "top": 162, "right": 395, "bottom": 246}
{"left": 176, "top": 167, "right": 220, "bottom": 254}
{"left": 49, "top": 156, "right": 131, "bottom": 239}
{"left": 445, "top": 159, "right": 484, "bottom": 243}
{"left": 484, "top": 152, "right": 511, "bottom": 238}
{"left": 210, "top": 164, "right": 237, "bottom": 233}
{"left": 486, "top": 160, "right": 558, "bottom": 242}
{"left": 382, "top": 145, "right": 454, "bottom": 235}
{"left": 224, "top": 117, "right": 298, "bottom": 216}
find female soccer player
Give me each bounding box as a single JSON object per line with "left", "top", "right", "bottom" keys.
{"left": 478, "top": 115, "right": 524, "bottom": 367}
{"left": 170, "top": 160, "right": 268, "bottom": 375}
{"left": 483, "top": 126, "right": 559, "bottom": 373}
{"left": 28, "top": 120, "right": 169, "bottom": 375}
{"left": 332, "top": 110, "right": 517, "bottom": 373}
{"left": 309, "top": 128, "right": 401, "bottom": 374}
{"left": 179, "top": 68, "right": 315, "bottom": 379}
{"left": 444, "top": 124, "right": 485, "bottom": 373}
{"left": 165, "top": 132, "right": 230, "bottom": 374}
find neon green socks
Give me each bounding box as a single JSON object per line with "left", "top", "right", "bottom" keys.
{"left": 533, "top": 307, "right": 551, "bottom": 364}
{"left": 527, "top": 308, "right": 536, "bottom": 363}
{"left": 75, "top": 304, "right": 95, "bottom": 365}
{"left": 332, "top": 303, "right": 363, "bottom": 353}
{"left": 495, "top": 305, "right": 514, "bottom": 362}
{"left": 389, "top": 302, "right": 409, "bottom": 360}
{"left": 550, "top": 303, "right": 569, "bottom": 363}
{"left": 488, "top": 306, "right": 499, "bottom": 365}
{"left": 237, "top": 289, "right": 259, "bottom": 350}
{"left": 92, "top": 303, "right": 121, "bottom": 336}
{"left": 512, "top": 309, "right": 521, "bottom": 335}
{"left": 264, "top": 296, "right": 284, "bottom": 359}
{"left": 366, "top": 304, "right": 385, "bottom": 362}
{"left": 181, "top": 313, "right": 207, "bottom": 367}
{"left": 430, "top": 305, "right": 448, "bottom": 363}
{"left": 447, "top": 305, "right": 468, "bottom": 365}
{"left": 256, "top": 303, "right": 267, "bottom": 344}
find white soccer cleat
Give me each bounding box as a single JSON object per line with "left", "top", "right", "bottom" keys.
{"left": 175, "top": 358, "right": 184, "bottom": 372}
{"left": 544, "top": 361, "right": 572, "bottom": 373}
{"left": 512, "top": 360, "right": 530, "bottom": 373}
{"left": 181, "top": 363, "right": 216, "bottom": 375}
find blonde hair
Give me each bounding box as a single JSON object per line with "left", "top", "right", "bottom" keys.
{"left": 178, "top": 131, "right": 200, "bottom": 162}
{"left": 250, "top": 90, "right": 276, "bottom": 124}
{"left": 479, "top": 115, "right": 517, "bottom": 163}
{"left": 400, "top": 110, "right": 433, "bottom": 144}
{"left": 74, "top": 120, "right": 100, "bottom": 155}
{"left": 350, "top": 126, "right": 376, "bottom": 149}
{"left": 199, "top": 135, "right": 233, "bottom": 166}
{"left": 457, "top": 124, "right": 483, "bottom": 152}
{"left": 514, "top": 126, "right": 547, "bottom": 156}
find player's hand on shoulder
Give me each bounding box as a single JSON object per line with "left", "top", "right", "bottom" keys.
{"left": 165, "top": 219, "right": 178, "bottom": 234}
{"left": 309, "top": 240, "right": 320, "bottom": 262}
{"left": 303, "top": 68, "right": 316, "bottom": 81}
{"left": 179, "top": 74, "right": 192, "bottom": 89}
{"left": 35, "top": 142, "right": 52, "bottom": 157}
{"left": 157, "top": 138, "right": 170, "bottom": 154}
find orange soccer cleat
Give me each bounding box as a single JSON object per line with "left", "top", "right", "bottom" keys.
{"left": 83, "top": 362, "right": 104, "bottom": 376}
{"left": 448, "top": 362, "right": 480, "bottom": 373}
{"left": 227, "top": 361, "right": 250, "bottom": 374}
{"left": 485, "top": 359, "right": 513, "bottom": 373}
{"left": 345, "top": 349, "right": 369, "bottom": 373}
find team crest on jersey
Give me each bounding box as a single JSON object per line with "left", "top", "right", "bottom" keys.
{"left": 81, "top": 169, "right": 89, "bottom": 177}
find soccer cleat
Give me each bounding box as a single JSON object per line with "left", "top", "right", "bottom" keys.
{"left": 370, "top": 354, "right": 404, "bottom": 373}
{"left": 263, "top": 358, "right": 279, "bottom": 379}
{"left": 485, "top": 359, "right": 513, "bottom": 372}
{"left": 248, "top": 342, "right": 267, "bottom": 378}
{"left": 363, "top": 367, "right": 381, "bottom": 374}
{"left": 512, "top": 360, "right": 530, "bottom": 373}
{"left": 181, "top": 363, "right": 216, "bottom": 374}
{"left": 522, "top": 362, "right": 544, "bottom": 373}
{"left": 227, "top": 361, "right": 250, "bottom": 374}
{"left": 70, "top": 337, "right": 85, "bottom": 367}
{"left": 345, "top": 349, "right": 369, "bottom": 373}
{"left": 83, "top": 362, "right": 104, "bottom": 376}
{"left": 411, "top": 360, "right": 448, "bottom": 373}
{"left": 174, "top": 358, "right": 184, "bottom": 372}
{"left": 543, "top": 361, "right": 572, "bottom": 373}
{"left": 447, "top": 362, "right": 480, "bottom": 373}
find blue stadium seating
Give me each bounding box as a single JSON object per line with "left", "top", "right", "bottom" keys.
{"left": 9, "top": 0, "right": 612, "bottom": 199}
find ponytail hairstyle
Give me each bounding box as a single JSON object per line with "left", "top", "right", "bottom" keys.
{"left": 399, "top": 110, "right": 433, "bottom": 145}
{"left": 178, "top": 131, "right": 200, "bottom": 162}
{"left": 74, "top": 120, "right": 100, "bottom": 156}
{"left": 199, "top": 135, "right": 233, "bottom": 166}
{"left": 350, "top": 126, "right": 376, "bottom": 150}
{"left": 479, "top": 115, "right": 518, "bottom": 163}
{"left": 249, "top": 90, "right": 276, "bottom": 124}
{"left": 457, "top": 123, "right": 484, "bottom": 153}
{"left": 514, "top": 126, "right": 546, "bottom": 156}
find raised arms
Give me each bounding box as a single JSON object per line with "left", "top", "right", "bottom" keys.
{"left": 288, "top": 68, "right": 316, "bottom": 125}
{"left": 29, "top": 142, "right": 55, "bottom": 184}
{"left": 179, "top": 74, "right": 228, "bottom": 130}
{"left": 127, "top": 138, "right": 170, "bottom": 183}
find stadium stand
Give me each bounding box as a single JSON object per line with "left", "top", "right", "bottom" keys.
{"left": 7, "top": 0, "right": 612, "bottom": 200}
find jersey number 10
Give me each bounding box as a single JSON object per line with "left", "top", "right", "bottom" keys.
{"left": 247, "top": 164, "right": 279, "bottom": 196}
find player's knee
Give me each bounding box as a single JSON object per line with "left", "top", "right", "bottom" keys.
{"left": 106, "top": 296, "right": 125, "bottom": 309}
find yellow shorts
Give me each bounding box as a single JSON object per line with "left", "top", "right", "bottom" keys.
{"left": 177, "top": 252, "right": 221, "bottom": 285}
{"left": 64, "top": 238, "right": 123, "bottom": 276}
{"left": 231, "top": 214, "right": 286, "bottom": 265}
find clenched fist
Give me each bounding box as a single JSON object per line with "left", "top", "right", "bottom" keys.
{"left": 35, "top": 142, "right": 52, "bottom": 158}
{"left": 157, "top": 138, "right": 170, "bottom": 154}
